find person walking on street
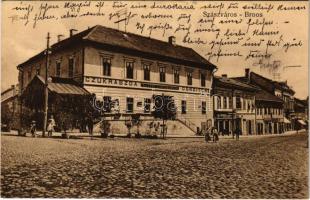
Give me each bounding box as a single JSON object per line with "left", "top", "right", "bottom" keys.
{"left": 235, "top": 126, "right": 241, "bottom": 140}
{"left": 205, "top": 127, "right": 211, "bottom": 143}
{"left": 212, "top": 127, "right": 219, "bottom": 142}
{"left": 87, "top": 114, "right": 94, "bottom": 139}
{"left": 30, "top": 120, "right": 37, "bottom": 137}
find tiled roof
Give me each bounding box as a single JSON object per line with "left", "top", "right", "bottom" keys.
{"left": 255, "top": 89, "right": 283, "bottom": 103}
{"left": 233, "top": 77, "right": 283, "bottom": 103}
{"left": 214, "top": 76, "right": 258, "bottom": 91}
{"left": 19, "top": 25, "right": 216, "bottom": 70}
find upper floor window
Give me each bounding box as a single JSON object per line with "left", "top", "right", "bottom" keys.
{"left": 236, "top": 96, "right": 241, "bottom": 109}
{"left": 103, "top": 58, "right": 111, "bottom": 76}
{"left": 56, "top": 61, "right": 61, "bottom": 77}
{"left": 143, "top": 64, "right": 150, "bottom": 81}
{"left": 68, "top": 58, "right": 74, "bottom": 78}
{"left": 217, "top": 96, "right": 221, "bottom": 109}
{"left": 201, "top": 73, "right": 206, "bottom": 87}
{"left": 126, "top": 61, "right": 134, "bottom": 79}
{"left": 223, "top": 97, "right": 227, "bottom": 109}
{"left": 173, "top": 68, "right": 179, "bottom": 84}
{"left": 187, "top": 72, "right": 192, "bottom": 85}
{"left": 159, "top": 67, "right": 166, "bottom": 82}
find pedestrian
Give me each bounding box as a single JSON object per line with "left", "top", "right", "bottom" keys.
{"left": 205, "top": 127, "right": 211, "bottom": 143}
{"left": 47, "top": 115, "right": 56, "bottom": 137}
{"left": 47, "top": 119, "right": 53, "bottom": 137}
{"left": 87, "top": 114, "right": 94, "bottom": 139}
{"left": 235, "top": 126, "right": 241, "bottom": 140}
{"left": 212, "top": 127, "right": 219, "bottom": 142}
{"left": 30, "top": 120, "right": 36, "bottom": 137}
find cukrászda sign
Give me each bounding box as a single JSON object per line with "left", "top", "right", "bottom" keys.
{"left": 84, "top": 76, "right": 209, "bottom": 94}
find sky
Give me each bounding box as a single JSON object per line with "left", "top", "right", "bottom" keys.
{"left": 1, "top": 1, "right": 309, "bottom": 99}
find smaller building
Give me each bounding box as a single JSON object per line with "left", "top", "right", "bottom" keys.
{"left": 1, "top": 84, "right": 19, "bottom": 130}
{"left": 213, "top": 74, "right": 258, "bottom": 135}
{"left": 233, "top": 69, "right": 285, "bottom": 135}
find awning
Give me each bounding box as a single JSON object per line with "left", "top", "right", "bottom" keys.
{"left": 298, "top": 120, "right": 307, "bottom": 125}
{"left": 48, "top": 82, "right": 90, "bottom": 96}
{"left": 284, "top": 117, "right": 291, "bottom": 123}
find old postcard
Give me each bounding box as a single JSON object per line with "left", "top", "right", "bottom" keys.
{"left": 1, "top": 0, "right": 308, "bottom": 198}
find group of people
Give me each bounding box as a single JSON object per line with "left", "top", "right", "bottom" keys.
{"left": 29, "top": 114, "right": 95, "bottom": 138}
{"left": 204, "top": 126, "right": 242, "bottom": 143}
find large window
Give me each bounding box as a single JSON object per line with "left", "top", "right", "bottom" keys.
{"left": 201, "top": 73, "right": 206, "bottom": 87}
{"left": 68, "top": 58, "right": 74, "bottom": 78}
{"left": 126, "top": 97, "right": 134, "bottom": 113}
{"left": 202, "top": 101, "right": 206, "bottom": 114}
{"left": 56, "top": 61, "right": 61, "bottom": 77}
{"left": 143, "top": 64, "right": 150, "bottom": 81}
{"left": 144, "top": 98, "right": 151, "bottom": 113}
{"left": 159, "top": 67, "right": 166, "bottom": 82}
{"left": 181, "top": 100, "right": 186, "bottom": 114}
{"left": 236, "top": 95, "right": 241, "bottom": 109}
{"left": 103, "top": 58, "right": 111, "bottom": 76}
{"left": 126, "top": 62, "right": 134, "bottom": 79}
{"left": 173, "top": 68, "right": 179, "bottom": 84}
{"left": 187, "top": 72, "right": 192, "bottom": 85}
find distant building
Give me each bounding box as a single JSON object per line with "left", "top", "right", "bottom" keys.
{"left": 1, "top": 84, "right": 19, "bottom": 130}
{"left": 213, "top": 74, "right": 258, "bottom": 135}
{"left": 17, "top": 25, "right": 217, "bottom": 135}
{"left": 233, "top": 69, "right": 285, "bottom": 134}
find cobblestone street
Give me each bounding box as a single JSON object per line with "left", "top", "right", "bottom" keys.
{"left": 1, "top": 132, "right": 308, "bottom": 198}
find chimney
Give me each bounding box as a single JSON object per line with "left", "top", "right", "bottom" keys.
{"left": 57, "top": 34, "right": 64, "bottom": 42}
{"left": 70, "top": 29, "right": 78, "bottom": 37}
{"left": 168, "top": 36, "right": 176, "bottom": 45}
{"left": 222, "top": 74, "right": 227, "bottom": 78}
{"left": 245, "top": 68, "right": 250, "bottom": 78}
{"left": 11, "top": 84, "right": 15, "bottom": 89}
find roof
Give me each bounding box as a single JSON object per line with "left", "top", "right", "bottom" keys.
{"left": 255, "top": 89, "right": 283, "bottom": 103}
{"left": 273, "top": 81, "right": 295, "bottom": 95}
{"left": 232, "top": 77, "right": 282, "bottom": 103}
{"left": 18, "top": 25, "right": 217, "bottom": 70}
{"left": 35, "top": 76, "right": 90, "bottom": 96}
{"left": 214, "top": 76, "right": 258, "bottom": 92}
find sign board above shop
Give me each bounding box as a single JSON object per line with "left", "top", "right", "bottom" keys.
{"left": 83, "top": 76, "right": 210, "bottom": 95}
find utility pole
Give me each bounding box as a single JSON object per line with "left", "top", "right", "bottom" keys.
{"left": 43, "top": 32, "right": 50, "bottom": 137}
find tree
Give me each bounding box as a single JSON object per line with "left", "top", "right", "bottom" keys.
{"left": 151, "top": 94, "right": 176, "bottom": 139}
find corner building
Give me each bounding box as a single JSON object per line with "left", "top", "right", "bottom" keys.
{"left": 17, "top": 25, "right": 217, "bottom": 135}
